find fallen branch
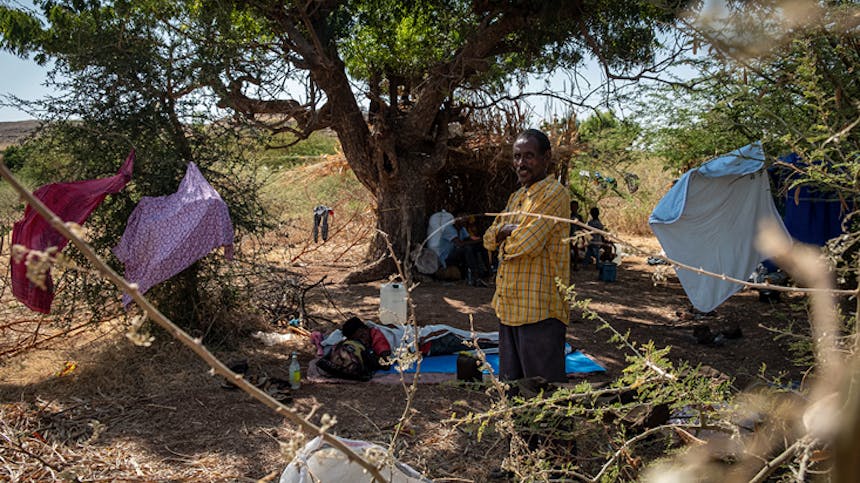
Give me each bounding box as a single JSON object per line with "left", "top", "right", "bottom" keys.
{"left": 748, "top": 438, "right": 803, "bottom": 483}
{"left": 0, "top": 155, "right": 389, "bottom": 483}
{"left": 591, "top": 423, "right": 716, "bottom": 482}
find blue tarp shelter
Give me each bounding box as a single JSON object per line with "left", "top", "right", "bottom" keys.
{"left": 770, "top": 153, "right": 848, "bottom": 247}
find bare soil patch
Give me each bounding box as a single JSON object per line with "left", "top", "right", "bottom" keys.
{"left": 0, "top": 234, "right": 809, "bottom": 481}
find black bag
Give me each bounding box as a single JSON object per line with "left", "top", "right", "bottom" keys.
{"left": 456, "top": 353, "right": 482, "bottom": 382}
{"left": 316, "top": 339, "right": 374, "bottom": 381}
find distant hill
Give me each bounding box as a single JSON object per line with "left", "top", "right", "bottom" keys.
{"left": 0, "top": 120, "right": 40, "bottom": 150}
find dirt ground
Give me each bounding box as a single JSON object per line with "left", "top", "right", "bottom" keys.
{"left": 0, "top": 234, "right": 811, "bottom": 481}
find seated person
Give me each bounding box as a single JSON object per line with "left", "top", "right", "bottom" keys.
{"left": 446, "top": 213, "right": 491, "bottom": 285}
{"left": 570, "top": 200, "right": 586, "bottom": 270}
{"left": 584, "top": 206, "right": 606, "bottom": 267}
{"left": 426, "top": 208, "right": 458, "bottom": 271}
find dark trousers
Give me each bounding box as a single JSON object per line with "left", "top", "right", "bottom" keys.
{"left": 584, "top": 244, "right": 601, "bottom": 267}
{"left": 499, "top": 318, "right": 567, "bottom": 383}
{"left": 313, "top": 211, "right": 329, "bottom": 242}
{"left": 446, "top": 243, "right": 490, "bottom": 279}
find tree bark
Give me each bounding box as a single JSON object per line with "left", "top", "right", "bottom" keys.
{"left": 342, "top": 140, "right": 447, "bottom": 283}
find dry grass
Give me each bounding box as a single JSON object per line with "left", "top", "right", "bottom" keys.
{"left": 258, "top": 154, "right": 375, "bottom": 269}
{"left": 1, "top": 152, "right": 824, "bottom": 482}
{"left": 599, "top": 155, "right": 674, "bottom": 236}
{"left": 0, "top": 336, "right": 290, "bottom": 481}
{"left": 0, "top": 321, "right": 506, "bottom": 481}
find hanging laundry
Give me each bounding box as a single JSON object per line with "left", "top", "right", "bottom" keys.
{"left": 10, "top": 150, "right": 135, "bottom": 313}
{"left": 113, "top": 162, "right": 234, "bottom": 306}
{"left": 649, "top": 142, "right": 790, "bottom": 312}
{"left": 312, "top": 204, "right": 333, "bottom": 242}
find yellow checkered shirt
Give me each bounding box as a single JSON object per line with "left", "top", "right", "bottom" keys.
{"left": 484, "top": 176, "right": 570, "bottom": 326}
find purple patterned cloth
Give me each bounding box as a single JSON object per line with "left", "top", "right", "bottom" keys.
{"left": 113, "top": 162, "right": 234, "bottom": 306}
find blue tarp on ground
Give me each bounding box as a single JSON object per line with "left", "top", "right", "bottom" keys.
{"left": 381, "top": 350, "right": 606, "bottom": 375}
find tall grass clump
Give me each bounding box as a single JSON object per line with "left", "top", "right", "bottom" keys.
{"left": 261, "top": 154, "right": 374, "bottom": 244}
{"left": 598, "top": 155, "right": 673, "bottom": 236}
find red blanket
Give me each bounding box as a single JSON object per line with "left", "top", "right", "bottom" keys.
{"left": 11, "top": 151, "right": 134, "bottom": 313}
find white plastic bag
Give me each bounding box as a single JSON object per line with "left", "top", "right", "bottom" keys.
{"left": 252, "top": 331, "right": 297, "bottom": 346}
{"left": 279, "top": 436, "right": 430, "bottom": 483}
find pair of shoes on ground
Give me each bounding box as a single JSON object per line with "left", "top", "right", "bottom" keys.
{"left": 220, "top": 360, "right": 293, "bottom": 403}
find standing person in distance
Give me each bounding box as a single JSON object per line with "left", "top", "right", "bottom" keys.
{"left": 483, "top": 129, "right": 570, "bottom": 383}
{"left": 584, "top": 206, "right": 605, "bottom": 267}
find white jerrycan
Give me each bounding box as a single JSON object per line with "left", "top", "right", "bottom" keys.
{"left": 379, "top": 283, "right": 407, "bottom": 325}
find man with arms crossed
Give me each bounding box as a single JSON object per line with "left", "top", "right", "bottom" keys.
{"left": 483, "top": 129, "right": 570, "bottom": 383}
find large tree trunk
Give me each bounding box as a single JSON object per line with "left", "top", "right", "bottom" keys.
{"left": 342, "top": 147, "right": 442, "bottom": 283}
{"left": 230, "top": 8, "right": 451, "bottom": 283}
{"left": 331, "top": 88, "right": 448, "bottom": 283}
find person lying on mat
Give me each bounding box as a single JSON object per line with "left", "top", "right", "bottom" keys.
{"left": 320, "top": 318, "right": 499, "bottom": 356}
{"left": 341, "top": 316, "right": 392, "bottom": 370}
{"left": 315, "top": 317, "right": 392, "bottom": 381}
{"left": 342, "top": 317, "right": 471, "bottom": 359}
{"left": 315, "top": 317, "right": 500, "bottom": 380}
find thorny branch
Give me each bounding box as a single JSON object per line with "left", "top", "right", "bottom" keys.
{"left": 376, "top": 229, "right": 425, "bottom": 456}
{"left": 444, "top": 209, "right": 856, "bottom": 481}
{"left": 487, "top": 210, "right": 860, "bottom": 296}
{"left": 0, "top": 156, "right": 391, "bottom": 483}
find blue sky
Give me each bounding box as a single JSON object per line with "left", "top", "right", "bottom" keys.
{"left": 0, "top": 50, "right": 52, "bottom": 121}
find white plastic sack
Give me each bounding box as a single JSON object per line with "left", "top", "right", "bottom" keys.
{"left": 279, "top": 436, "right": 430, "bottom": 483}
{"left": 252, "top": 331, "right": 299, "bottom": 346}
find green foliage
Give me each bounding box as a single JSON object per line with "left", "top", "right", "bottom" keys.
{"left": 567, "top": 111, "right": 644, "bottom": 209}
{"left": 642, "top": 6, "right": 859, "bottom": 180}
{"left": 338, "top": 0, "right": 469, "bottom": 83}
{"left": 0, "top": 4, "right": 47, "bottom": 60}
{"left": 0, "top": 1, "right": 270, "bottom": 332}
{"left": 453, "top": 324, "right": 736, "bottom": 480}
{"left": 0, "top": 175, "right": 22, "bottom": 237}
{"left": 1, "top": 144, "right": 30, "bottom": 172}
{"left": 445, "top": 279, "right": 747, "bottom": 480}
{"left": 257, "top": 131, "right": 341, "bottom": 170}
{"left": 638, "top": 86, "right": 752, "bottom": 173}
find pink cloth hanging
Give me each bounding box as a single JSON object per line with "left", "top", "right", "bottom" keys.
{"left": 11, "top": 150, "right": 135, "bottom": 313}
{"left": 113, "top": 162, "right": 234, "bottom": 306}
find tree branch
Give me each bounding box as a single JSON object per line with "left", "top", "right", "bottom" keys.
{"left": 0, "top": 155, "right": 390, "bottom": 483}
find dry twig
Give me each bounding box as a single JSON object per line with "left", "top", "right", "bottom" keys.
{"left": 0, "top": 155, "right": 389, "bottom": 482}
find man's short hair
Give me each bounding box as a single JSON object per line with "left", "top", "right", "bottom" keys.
{"left": 516, "top": 129, "right": 551, "bottom": 156}
{"left": 590, "top": 207, "right": 600, "bottom": 218}
{"left": 342, "top": 317, "right": 367, "bottom": 338}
